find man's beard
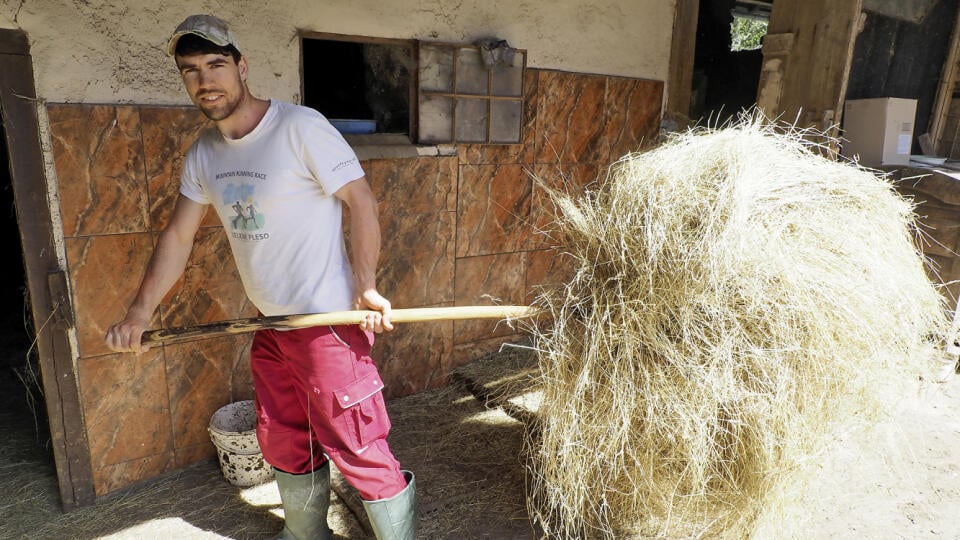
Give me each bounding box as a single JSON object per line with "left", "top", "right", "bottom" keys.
{"left": 196, "top": 91, "right": 241, "bottom": 121}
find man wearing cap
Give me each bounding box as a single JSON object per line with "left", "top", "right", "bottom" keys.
{"left": 104, "top": 14, "right": 416, "bottom": 540}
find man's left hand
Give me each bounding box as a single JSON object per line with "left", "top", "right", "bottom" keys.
{"left": 355, "top": 289, "right": 394, "bottom": 333}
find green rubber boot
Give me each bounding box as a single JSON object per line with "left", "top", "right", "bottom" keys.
{"left": 362, "top": 470, "right": 417, "bottom": 540}
{"left": 274, "top": 462, "right": 333, "bottom": 540}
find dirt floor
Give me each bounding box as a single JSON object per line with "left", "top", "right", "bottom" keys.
{"left": 0, "top": 345, "right": 538, "bottom": 540}
{"left": 2, "top": 343, "right": 960, "bottom": 539}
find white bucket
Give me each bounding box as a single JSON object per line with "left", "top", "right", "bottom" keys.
{"left": 208, "top": 400, "right": 274, "bottom": 487}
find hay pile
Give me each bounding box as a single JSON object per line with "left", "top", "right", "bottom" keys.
{"left": 526, "top": 120, "right": 949, "bottom": 538}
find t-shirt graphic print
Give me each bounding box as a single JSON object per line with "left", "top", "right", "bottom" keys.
{"left": 223, "top": 180, "right": 267, "bottom": 239}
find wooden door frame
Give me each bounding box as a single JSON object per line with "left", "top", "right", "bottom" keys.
{"left": 757, "top": 0, "right": 864, "bottom": 139}
{"left": 666, "top": 0, "right": 699, "bottom": 119}
{"left": 0, "top": 28, "right": 94, "bottom": 509}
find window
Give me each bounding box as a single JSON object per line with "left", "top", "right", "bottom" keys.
{"left": 418, "top": 42, "right": 526, "bottom": 144}
{"left": 301, "top": 34, "right": 526, "bottom": 145}
{"left": 301, "top": 34, "right": 415, "bottom": 137}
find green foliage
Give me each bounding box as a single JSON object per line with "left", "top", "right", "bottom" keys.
{"left": 731, "top": 16, "right": 768, "bottom": 51}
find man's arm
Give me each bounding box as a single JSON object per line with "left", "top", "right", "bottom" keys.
{"left": 105, "top": 195, "right": 207, "bottom": 353}
{"left": 335, "top": 176, "right": 393, "bottom": 333}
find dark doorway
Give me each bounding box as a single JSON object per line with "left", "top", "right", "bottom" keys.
{"left": 691, "top": 0, "right": 770, "bottom": 125}
{"left": 0, "top": 112, "right": 52, "bottom": 470}
{"left": 0, "top": 30, "right": 94, "bottom": 509}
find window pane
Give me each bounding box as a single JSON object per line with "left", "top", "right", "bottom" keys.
{"left": 455, "top": 98, "right": 489, "bottom": 142}
{"left": 456, "top": 48, "right": 488, "bottom": 95}
{"left": 491, "top": 53, "right": 524, "bottom": 97}
{"left": 419, "top": 95, "right": 454, "bottom": 143}
{"left": 419, "top": 45, "right": 454, "bottom": 92}
{"left": 490, "top": 99, "right": 522, "bottom": 144}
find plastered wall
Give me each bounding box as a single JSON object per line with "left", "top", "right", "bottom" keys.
{"left": 0, "top": 0, "right": 673, "bottom": 105}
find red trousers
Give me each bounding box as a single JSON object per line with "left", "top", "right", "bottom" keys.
{"left": 251, "top": 324, "right": 406, "bottom": 500}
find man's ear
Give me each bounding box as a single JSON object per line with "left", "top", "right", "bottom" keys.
{"left": 238, "top": 56, "right": 249, "bottom": 82}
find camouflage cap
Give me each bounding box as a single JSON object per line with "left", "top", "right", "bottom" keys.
{"left": 166, "top": 14, "right": 240, "bottom": 56}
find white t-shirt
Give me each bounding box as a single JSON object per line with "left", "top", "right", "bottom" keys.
{"left": 179, "top": 99, "right": 366, "bottom": 316}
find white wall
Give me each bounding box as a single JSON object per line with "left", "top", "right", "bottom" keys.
{"left": 0, "top": 0, "right": 674, "bottom": 105}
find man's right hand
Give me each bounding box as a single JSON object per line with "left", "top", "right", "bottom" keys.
{"left": 103, "top": 195, "right": 207, "bottom": 355}
{"left": 105, "top": 314, "right": 152, "bottom": 354}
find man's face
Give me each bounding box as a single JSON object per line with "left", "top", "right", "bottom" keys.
{"left": 176, "top": 52, "right": 247, "bottom": 122}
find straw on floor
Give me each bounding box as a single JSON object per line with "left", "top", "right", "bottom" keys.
{"left": 525, "top": 119, "right": 950, "bottom": 539}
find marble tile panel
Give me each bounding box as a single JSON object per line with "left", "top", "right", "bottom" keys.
{"left": 366, "top": 156, "right": 458, "bottom": 214}
{"left": 603, "top": 77, "right": 664, "bottom": 163}
{"left": 165, "top": 337, "right": 248, "bottom": 449}
{"left": 378, "top": 210, "right": 455, "bottom": 308}
{"left": 373, "top": 315, "right": 453, "bottom": 399}
{"left": 66, "top": 233, "right": 158, "bottom": 358}
{"left": 48, "top": 104, "right": 149, "bottom": 237}
{"left": 140, "top": 106, "right": 214, "bottom": 231}
{"left": 456, "top": 164, "right": 533, "bottom": 258}
{"left": 159, "top": 227, "right": 255, "bottom": 330}
{"left": 458, "top": 69, "right": 540, "bottom": 165}
{"left": 175, "top": 443, "right": 217, "bottom": 468}
{"left": 534, "top": 71, "right": 608, "bottom": 165}
{"left": 454, "top": 252, "right": 527, "bottom": 344}
{"left": 528, "top": 163, "right": 604, "bottom": 251}
{"left": 92, "top": 452, "right": 176, "bottom": 497}
{"left": 79, "top": 350, "right": 172, "bottom": 472}
{"left": 525, "top": 248, "right": 578, "bottom": 305}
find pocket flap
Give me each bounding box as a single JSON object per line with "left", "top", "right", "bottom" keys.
{"left": 333, "top": 371, "right": 385, "bottom": 409}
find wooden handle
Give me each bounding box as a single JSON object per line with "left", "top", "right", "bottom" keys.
{"left": 141, "top": 305, "right": 537, "bottom": 347}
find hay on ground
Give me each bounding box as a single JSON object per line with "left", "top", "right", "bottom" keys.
{"left": 525, "top": 118, "right": 950, "bottom": 539}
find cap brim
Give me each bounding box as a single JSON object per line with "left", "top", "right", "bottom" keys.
{"left": 166, "top": 30, "right": 233, "bottom": 56}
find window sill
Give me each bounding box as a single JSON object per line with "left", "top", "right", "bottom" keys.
{"left": 344, "top": 133, "right": 458, "bottom": 160}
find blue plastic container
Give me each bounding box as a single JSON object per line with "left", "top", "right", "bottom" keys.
{"left": 330, "top": 119, "right": 377, "bottom": 134}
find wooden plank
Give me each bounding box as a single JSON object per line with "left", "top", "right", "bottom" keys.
{"left": 0, "top": 30, "right": 95, "bottom": 509}
{"left": 759, "top": 0, "right": 862, "bottom": 144}
{"left": 666, "top": 0, "right": 698, "bottom": 118}
{"left": 832, "top": 6, "right": 866, "bottom": 143}
{"left": 762, "top": 33, "right": 795, "bottom": 56}
{"left": 46, "top": 271, "right": 95, "bottom": 507}
{"left": 939, "top": 114, "right": 960, "bottom": 157}
{"left": 930, "top": 5, "right": 960, "bottom": 155}
{"left": 0, "top": 30, "right": 28, "bottom": 55}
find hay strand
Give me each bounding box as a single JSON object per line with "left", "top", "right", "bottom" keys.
{"left": 525, "top": 117, "right": 949, "bottom": 538}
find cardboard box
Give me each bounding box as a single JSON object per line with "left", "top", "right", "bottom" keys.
{"left": 841, "top": 98, "right": 917, "bottom": 167}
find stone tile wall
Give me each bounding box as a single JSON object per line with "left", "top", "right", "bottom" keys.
{"left": 48, "top": 68, "right": 663, "bottom": 495}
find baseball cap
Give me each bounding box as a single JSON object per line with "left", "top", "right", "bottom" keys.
{"left": 166, "top": 14, "right": 240, "bottom": 56}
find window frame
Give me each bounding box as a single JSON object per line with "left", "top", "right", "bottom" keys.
{"left": 299, "top": 32, "right": 527, "bottom": 146}
{"left": 417, "top": 40, "right": 527, "bottom": 145}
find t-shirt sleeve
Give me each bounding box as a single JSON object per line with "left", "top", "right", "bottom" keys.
{"left": 299, "top": 111, "right": 366, "bottom": 195}
{"left": 179, "top": 143, "right": 210, "bottom": 204}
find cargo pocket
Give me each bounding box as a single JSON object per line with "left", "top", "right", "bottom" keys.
{"left": 333, "top": 370, "right": 391, "bottom": 452}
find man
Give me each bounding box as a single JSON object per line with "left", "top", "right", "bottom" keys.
{"left": 104, "top": 14, "right": 416, "bottom": 540}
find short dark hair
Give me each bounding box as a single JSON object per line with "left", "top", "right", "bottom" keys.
{"left": 174, "top": 33, "right": 241, "bottom": 63}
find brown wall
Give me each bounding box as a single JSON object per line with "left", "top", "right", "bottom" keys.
{"left": 48, "top": 68, "right": 663, "bottom": 496}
